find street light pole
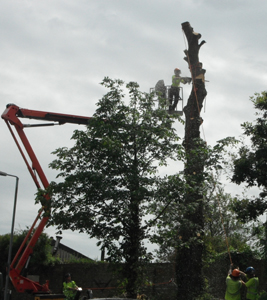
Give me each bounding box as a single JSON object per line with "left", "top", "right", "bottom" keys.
{"left": 0, "top": 171, "right": 19, "bottom": 300}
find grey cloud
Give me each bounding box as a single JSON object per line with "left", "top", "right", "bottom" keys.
{"left": 1, "top": 0, "right": 267, "bottom": 258}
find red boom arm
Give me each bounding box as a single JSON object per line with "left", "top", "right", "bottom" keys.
{"left": 1, "top": 104, "right": 91, "bottom": 294}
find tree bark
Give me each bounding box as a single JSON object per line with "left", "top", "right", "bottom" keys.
{"left": 175, "top": 22, "right": 207, "bottom": 300}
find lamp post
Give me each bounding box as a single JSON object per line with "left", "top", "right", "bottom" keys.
{"left": 0, "top": 171, "right": 19, "bottom": 300}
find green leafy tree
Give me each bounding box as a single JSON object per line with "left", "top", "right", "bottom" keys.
{"left": 232, "top": 91, "right": 267, "bottom": 221}
{"left": 203, "top": 182, "right": 252, "bottom": 257}
{"left": 149, "top": 173, "right": 185, "bottom": 263}
{"left": 49, "top": 77, "right": 182, "bottom": 298}
{"left": 150, "top": 139, "right": 244, "bottom": 261}
{"left": 150, "top": 174, "right": 252, "bottom": 264}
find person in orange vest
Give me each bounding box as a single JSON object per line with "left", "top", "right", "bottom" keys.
{"left": 239, "top": 266, "right": 259, "bottom": 300}
{"left": 225, "top": 265, "right": 245, "bottom": 300}
{"left": 168, "top": 68, "right": 191, "bottom": 111}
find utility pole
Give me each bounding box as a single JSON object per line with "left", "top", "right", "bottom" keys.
{"left": 175, "top": 22, "right": 207, "bottom": 300}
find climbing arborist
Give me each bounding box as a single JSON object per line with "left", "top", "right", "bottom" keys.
{"left": 168, "top": 68, "right": 191, "bottom": 111}
{"left": 225, "top": 265, "right": 245, "bottom": 300}
{"left": 239, "top": 267, "right": 259, "bottom": 300}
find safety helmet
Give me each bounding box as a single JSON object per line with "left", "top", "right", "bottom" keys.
{"left": 231, "top": 269, "right": 240, "bottom": 277}
{"left": 245, "top": 267, "right": 255, "bottom": 274}
{"left": 174, "top": 68, "right": 181, "bottom": 73}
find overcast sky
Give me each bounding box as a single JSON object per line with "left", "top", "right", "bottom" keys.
{"left": 0, "top": 0, "right": 267, "bottom": 261}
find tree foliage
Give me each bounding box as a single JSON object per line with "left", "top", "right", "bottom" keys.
{"left": 0, "top": 229, "right": 56, "bottom": 277}
{"left": 232, "top": 91, "right": 267, "bottom": 222}
{"left": 150, "top": 139, "right": 246, "bottom": 263}
{"left": 203, "top": 181, "right": 253, "bottom": 257}
{"left": 49, "top": 77, "right": 182, "bottom": 297}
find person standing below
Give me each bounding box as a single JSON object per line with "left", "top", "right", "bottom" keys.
{"left": 239, "top": 267, "right": 259, "bottom": 300}
{"left": 168, "top": 68, "right": 191, "bottom": 111}
{"left": 63, "top": 273, "right": 82, "bottom": 300}
{"left": 225, "top": 265, "right": 245, "bottom": 300}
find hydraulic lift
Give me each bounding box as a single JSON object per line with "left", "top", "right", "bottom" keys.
{"left": 1, "top": 104, "right": 92, "bottom": 300}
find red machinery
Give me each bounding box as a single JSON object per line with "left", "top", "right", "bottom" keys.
{"left": 1, "top": 104, "right": 91, "bottom": 297}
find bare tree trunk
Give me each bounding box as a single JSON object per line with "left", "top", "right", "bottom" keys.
{"left": 175, "top": 21, "right": 207, "bottom": 300}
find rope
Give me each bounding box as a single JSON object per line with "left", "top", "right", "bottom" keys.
{"left": 204, "top": 96, "right": 207, "bottom": 113}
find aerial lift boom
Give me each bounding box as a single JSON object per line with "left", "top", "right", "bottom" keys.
{"left": 1, "top": 104, "right": 92, "bottom": 298}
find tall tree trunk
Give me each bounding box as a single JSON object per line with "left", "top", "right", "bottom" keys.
{"left": 175, "top": 21, "right": 207, "bottom": 300}
{"left": 125, "top": 148, "right": 142, "bottom": 299}
{"left": 124, "top": 195, "right": 141, "bottom": 299}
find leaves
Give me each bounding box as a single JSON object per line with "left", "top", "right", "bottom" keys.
{"left": 149, "top": 140, "right": 253, "bottom": 263}
{"left": 0, "top": 229, "right": 59, "bottom": 274}
{"left": 48, "top": 77, "right": 183, "bottom": 297}
{"left": 232, "top": 91, "right": 267, "bottom": 220}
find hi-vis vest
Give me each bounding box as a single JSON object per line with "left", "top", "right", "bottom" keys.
{"left": 225, "top": 275, "right": 242, "bottom": 300}
{"left": 172, "top": 75, "right": 183, "bottom": 87}
{"left": 245, "top": 277, "right": 259, "bottom": 300}
{"left": 63, "top": 281, "right": 77, "bottom": 300}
